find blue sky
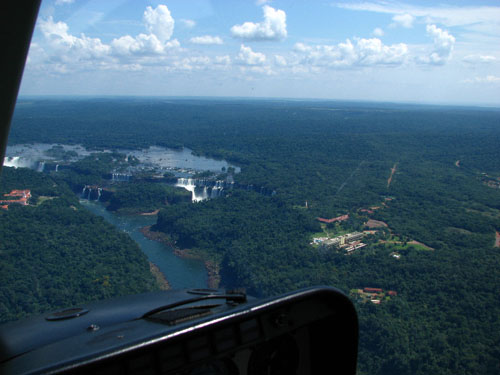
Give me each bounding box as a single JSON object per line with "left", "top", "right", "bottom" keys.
{"left": 20, "top": 0, "right": 500, "bottom": 105}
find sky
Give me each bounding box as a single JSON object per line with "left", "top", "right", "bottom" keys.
{"left": 19, "top": 0, "right": 500, "bottom": 106}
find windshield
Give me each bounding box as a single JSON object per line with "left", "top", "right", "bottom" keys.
{"left": 2, "top": 1, "right": 500, "bottom": 374}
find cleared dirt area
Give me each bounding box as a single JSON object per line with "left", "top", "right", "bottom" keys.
{"left": 379, "top": 239, "right": 433, "bottom": 250}
{"left": 365, "top": 219, "right": 388, "bottom": 228}
{"left": 495, "top": 231, "right": 500, "bottom": 248}
{"left": 140, "top": 209, "right": 160, "bottom": 216}
{"left": 408, "top": 240, "right": 434, "bottom": 250}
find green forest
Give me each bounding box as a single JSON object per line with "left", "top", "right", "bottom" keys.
{"left": 0, "top": 167, "right": 159, "bottom": 323}
{"left": 4, "top": 98, "right": 500, "bottom": 374}
{"left": 106, "top": 182, "right": 191, "bottom": 214}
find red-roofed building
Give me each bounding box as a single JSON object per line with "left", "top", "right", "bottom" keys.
{"left": 387, "top": 291, "right": 398, "bottom": 296}
{"left": 6, "top": 190, "right": 29, "bottom": 196}
{"left": 0, "top": 190, "right": 31, "bottom": 208}
{"left": 364, "top": 287, "right": 383, "bottom": 293}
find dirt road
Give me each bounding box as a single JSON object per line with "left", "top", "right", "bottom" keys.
{"left": 387, "top": 163, "right": 398, "bottom": 188}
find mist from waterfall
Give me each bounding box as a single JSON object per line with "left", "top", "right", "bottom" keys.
{"left": 176, "top": 178, "right": 209, "bottom": 202}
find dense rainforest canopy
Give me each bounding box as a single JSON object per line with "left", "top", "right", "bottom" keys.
{"left": 0, "top": 167, "right": 158, "bottom": 323}
{"left": 3, "top": 98, "right": 500, "bottom": 374}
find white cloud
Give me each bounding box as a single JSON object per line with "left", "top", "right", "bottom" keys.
{"left": 372, "top": 27, "right": 384, "bottom": 37}
{"left": 55, "top": 0, "right": 74, "bottom": 5}
{"left": 293, "top": 38, "right": 408, "bottom": 68}
{"left": 483, "top": 75, "right": 500, "bottom": 83}
{"left": 143, "top": 5, "right": 174, "bottom": 43}
{"left": 231, "top": 5, "right": 287, "bottom": 41}
{"left": 180, "top": 19, "right": 196, "bottom": 28}
{"left": 357, "top": 38, "right": 409, "bottom": 65}
{"left": 25, "top": 42, "right": 46, "bottom": 66}
{"left": 189, "top": 56, "right": 211, "bottom": 65}
{"left": 462, "top": 55, "right": 496, "bottom": 64}
{"left": 391, "top": 13, "right": 414, "bottom": 28}
{"left": 215, "top": 55, "right": 231, "bottom": 65}
{"left": 419, "top": 24, "right": 455, "bottom": 65}
{"left": 463, "top": 75, "right": 500, "bottom": 84}
{"left": 190, "top": 35, "right": 223, "bottom": 45}
{"left": 274, "top": 55, "right": 287, "bottom": 66}
{"left": 336, "top": 2, "right": 500, "bottom": 35}
{"left": 37, "top": 4, "right": 182, "bottom": 71}
{"left": 246, "top": 65, "right": 274, "bottom": 75}
{"left": 110, "top": 4, "right": 180, "bottom": 57}
{"left": 111, "top": 34, "right": 180, "bottom": 56}
{"left": 39, "top": 17, "right": 110, "bottom": 62}
{"left": 167, "top": 55, "right": 232, "bottom": 72}
{"left": 293, "top": 42, "right": 312, "bottom": 53}
{"left": 482, "top": 75, "right": 500, "bottom": 83}
{"left": 109, "top": 5, "right": 179, "bottom": 57}
{"left": 237, "top": 44, "right": 266, "bottom": 65}
{"left": 172, "top": 56, "right": 213, "bottom": 71}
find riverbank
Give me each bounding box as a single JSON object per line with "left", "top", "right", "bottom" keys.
{"left": 149, "top": 261, "right": 170, "bottom": 290}
{"left": 140, "top": 225, "right": 220, "bottom": 288}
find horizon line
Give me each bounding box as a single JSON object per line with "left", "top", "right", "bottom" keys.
{"left": 16, "top": 94, "right": 500, "bottom": 110}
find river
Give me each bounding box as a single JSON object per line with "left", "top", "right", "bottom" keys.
{"left": 80, "top": 200, "right": 208, "bottom": 289}
{"left": 5, "top": 143, "right": 228, "bottom": 288}
{"left": 4, "top": 143, "right": 240, "bottom": 174}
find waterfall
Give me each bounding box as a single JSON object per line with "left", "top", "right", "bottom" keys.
{"left": 211, "top": 187, "right": 223, "bottom": 198}
{"left": 80, "top": 185, "right": 102, "bottom": 201}
{"left": 176, "top": 178, "right": 196, "bottom": 202}
{"left": 193, "top": 186, "right": 208, "bottom": 202}
{"left": 112, "top": 173, "right": 131, "bottom": 182}
{"left": 55, "top": 164, "right": 59, "bottom": 172}
{"left": 37, "top": 161, "right": 45, "bottom": 172}
{"left": 176, "top": 178, "right": 209, "bottom": 202}
{"left": 210, "top": 187, "right": 217, "bottom": 199}
{"left": 175, "top": 177, "right": 271, "bottom": 202}
{"left": 3, "top": 156, "right": 20, "bottom": 168}
{"left": 177, "top": 178, "right": 195, "bottom": 187}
